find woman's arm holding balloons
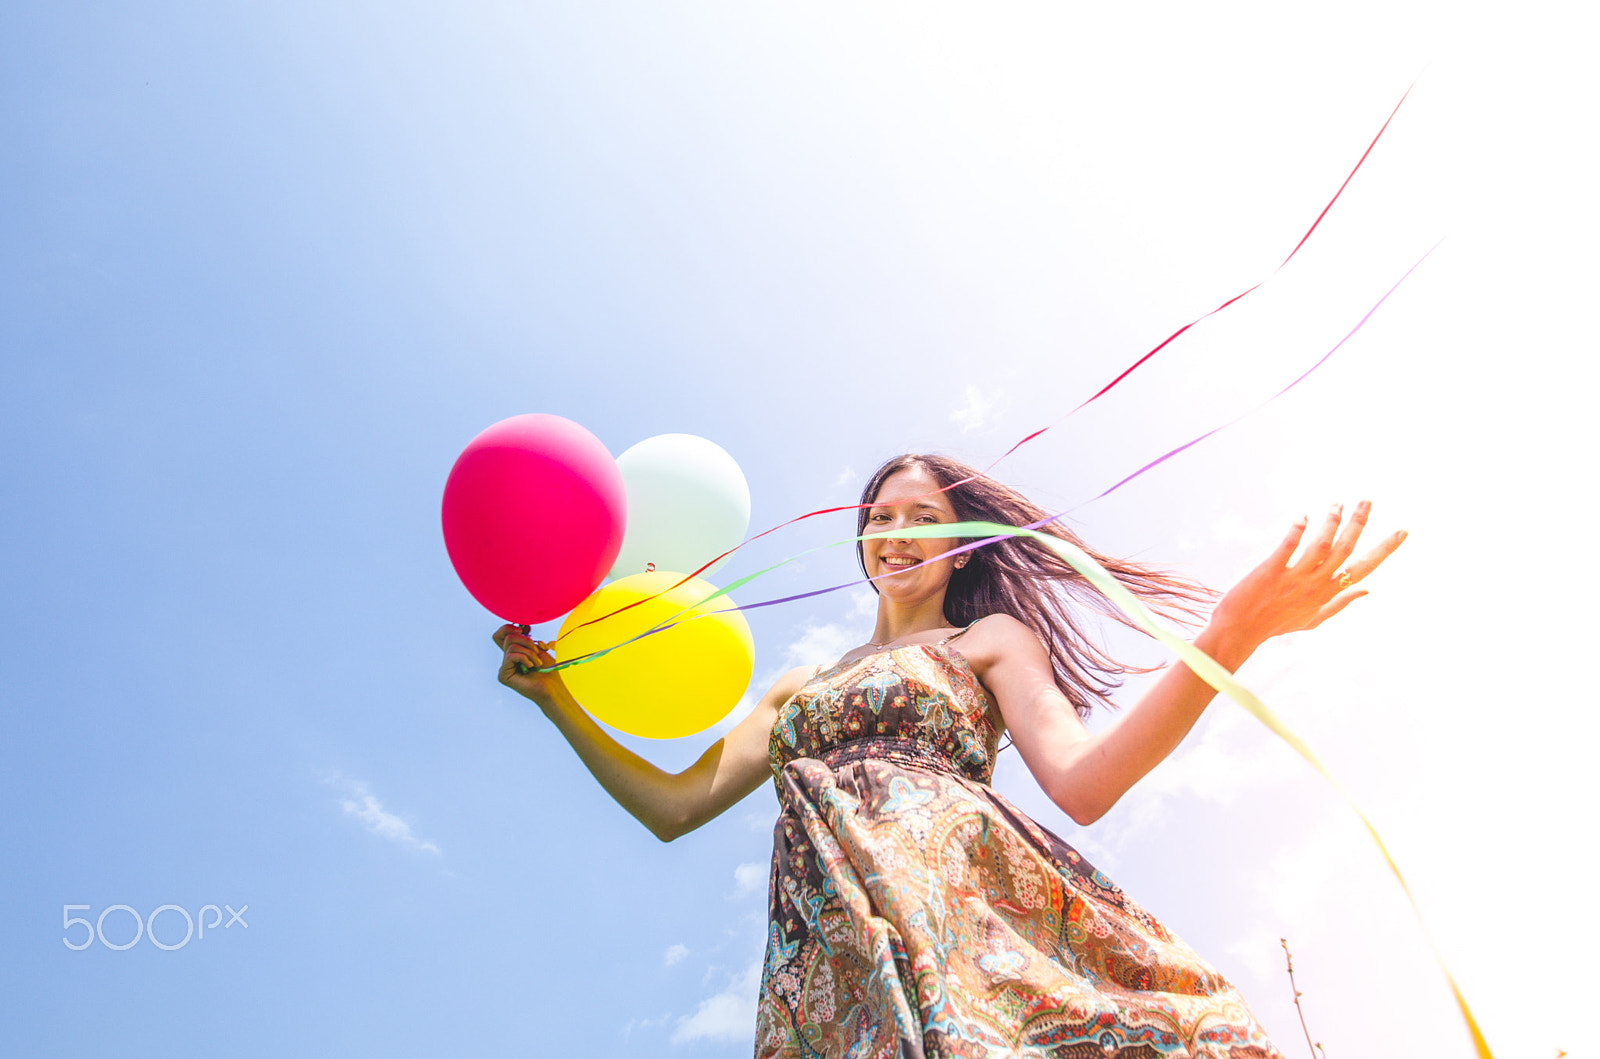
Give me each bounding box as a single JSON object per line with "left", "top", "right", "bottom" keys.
{"left": 495, "top": 626, "right": 806, "bottom": 842}
{"left": 970, "top": 502, "right": 1405, "bottom": 826}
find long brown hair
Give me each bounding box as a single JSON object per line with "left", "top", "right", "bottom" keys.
{"left": 856, "top": 454, "right": 1215, "bottom": 717}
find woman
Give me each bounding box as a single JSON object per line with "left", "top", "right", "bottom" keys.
{"left": 495, "top": 454, "right": 1404, "bottom": 1058}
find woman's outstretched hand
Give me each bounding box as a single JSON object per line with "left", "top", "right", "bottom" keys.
{"left": 1211, "top": 501, "right": 1407, "bottom": 655}
{"left": 493, "top": 624, "right": 564, "bottom": 707}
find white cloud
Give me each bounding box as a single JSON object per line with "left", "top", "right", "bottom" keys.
{"left": 1177, "top": 512, "right": 1284, "bottom": 556}
{"left": 833, "top": 465, "right": 857, "bottom": 489}
{"left": 327, "top": 774, "right": 441, "bottom": 855}
{"left": 621, "top": 1014, "right": 673, "bottom": 1039}
{"left": 950, "top": 384, "right": 998, "bottom": 434}
{"left": 1138, "top": 707, "right": 1288, "bottom": 800}
{"left": 663, "top": 943, "right": 689, "bottom": 967}
{"left": 731, "top": 861, "right": 767, "bottom": 898}
{"left": 782, "top": 622, "right": 857, "bottom": 671}
{"left": 1209, "top": 512, "right": 1283, "bottom": 550}
{"left": 779, "top": 589, "right": 878, "bottom": 671}
{"left": 672, "top": 960, "right": 762, "bottom": 1045}
{"left": 1077, "top": 689, "right": 1307, "bottom": 863}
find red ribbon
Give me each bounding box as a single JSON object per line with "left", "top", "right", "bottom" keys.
{"left": 555, "top": 78, "right": 1420, "bottom": 644}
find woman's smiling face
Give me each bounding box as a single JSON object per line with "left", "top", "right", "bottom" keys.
{"left": 862, "top": 464, "right": 963, "bottom": 598}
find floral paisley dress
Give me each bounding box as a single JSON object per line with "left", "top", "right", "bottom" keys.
{"left": 756, "top": 628, "right": 1282, "bottom": 1059}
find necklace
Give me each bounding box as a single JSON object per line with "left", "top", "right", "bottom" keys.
{"left": 865, "top": 626, "right": 959, "bottom": 649}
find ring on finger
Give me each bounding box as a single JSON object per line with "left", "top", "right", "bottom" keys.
{"left": 1336, "top": 570, "right": 1354, "bottom": 590}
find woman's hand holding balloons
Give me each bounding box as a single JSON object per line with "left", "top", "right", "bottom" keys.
{"left": 489, "top": 621, "right": 792, "bottom": 843}
{"left": 1209, "top": 501, "right": 1407, "bottom": 660}
{"left": 493, "top": 625, "right": 564, "bottom": 707}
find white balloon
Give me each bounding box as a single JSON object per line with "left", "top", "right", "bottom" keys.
{"left": 609, "top": 434, "right": 751, "bottom": 579}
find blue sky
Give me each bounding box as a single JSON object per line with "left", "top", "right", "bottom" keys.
{"left": 3, "top": 3, "right": 1593, "bottom": 1056}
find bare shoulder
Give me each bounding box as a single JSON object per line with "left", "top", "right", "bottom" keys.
{"left": 954, "top": 613, "right": 1049, "bottom": 675}
{"left": 721, "top": 664, "right": 815, "bottom": 756}
{"left": 762, "top": 665, "right": 817, "bottom": 708}
{"left": 727, "top": 666, "right": 813, "bottom": 745}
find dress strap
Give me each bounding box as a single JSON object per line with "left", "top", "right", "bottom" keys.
{"left": 936, "top": 615, "right": 989, "bottom": 646}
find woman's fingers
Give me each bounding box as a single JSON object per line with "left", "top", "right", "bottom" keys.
{"left": 496, "top": 626, "right": 558, "bottom": 683}
{"left": 1219, "top": 504, "right": 1403, "bottom": 643}
{"left": 1290, "top": 503, "right": 1345, "bottom": 572}
{"left": 1339, "top": 528, "right": 1408, "bottom": 583}
{"left": 1289, "top": 501, "right": 1395, "bottom": 583}
{"left": 1324, "top": 500, "right": 1372, "bottom": 572}
{"left": 1311, "top": 522, "right": 1404, "bottom": 628}
{"left": 1266, "top": 516, "right": 1309, "bottom": 568}
{"left": 493, "top": 624, "right": 538, "bottom": 649}
{"left": 499, "top": 643, "right": 539, "bottom": 683}
{"left": 496, "top": 626, "right": 547, "bottom": 656}
{"left": 1308, "top": 587, "right": 1370, "bottom": 629}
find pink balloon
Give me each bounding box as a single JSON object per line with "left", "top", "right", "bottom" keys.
{"left": 441, "top": 414, "right": 627, "bottom": 624}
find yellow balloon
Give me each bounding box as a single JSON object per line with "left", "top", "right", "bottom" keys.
{"left": 557, "top": 571, "right": 755, "bottom": 739}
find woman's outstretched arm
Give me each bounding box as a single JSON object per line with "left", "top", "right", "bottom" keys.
{"left": 970, "top": 501, "right": 1406, "bottom": 825}
{"left": 495, "top": 626, "right": 810, "bottom": 842}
